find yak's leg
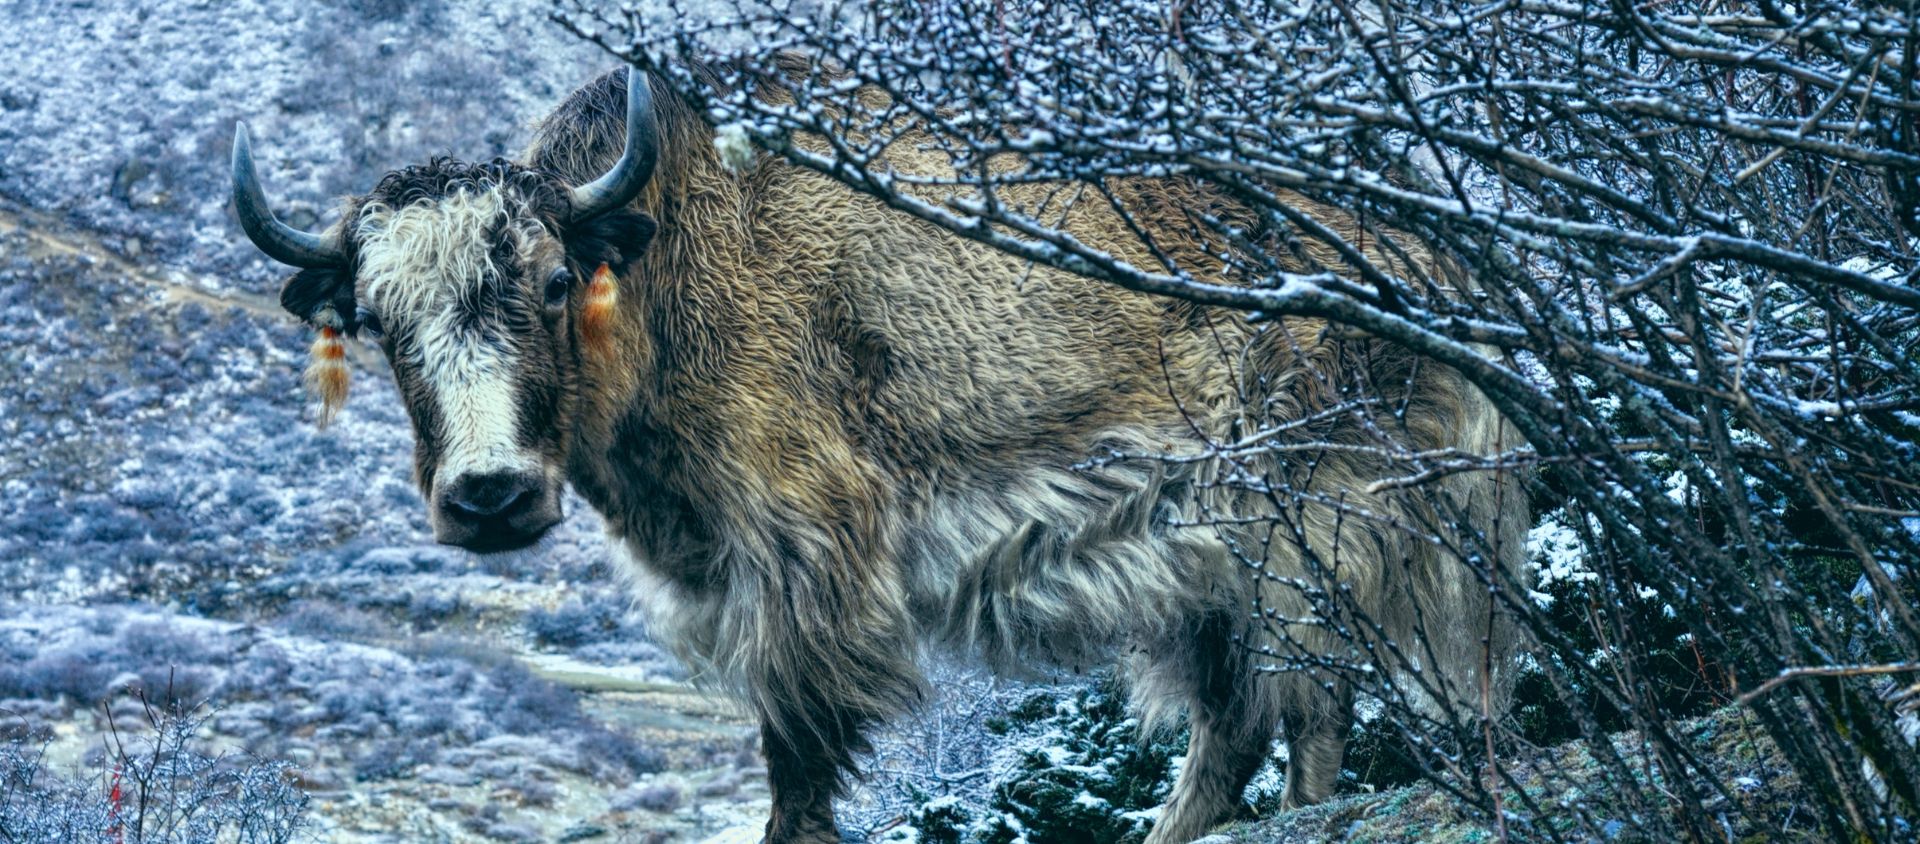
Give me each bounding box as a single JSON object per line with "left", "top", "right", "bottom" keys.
{"left": 751, "top": 632, "right": 916, "bottom": 844}
{"left": 742, "top": 536, "right": 919, "bottom": 843}
{"left": 760, "top": 715, "right": 852, "bottom": 844}
{"left": 1143, "top": 617, "right": 1282, "bottom": 844}
{"left": 1277, "top": 675, "right": 1352, "bottom": 811}
{"left": 1144, "top": 707, "right": 1278, "bottom": 843}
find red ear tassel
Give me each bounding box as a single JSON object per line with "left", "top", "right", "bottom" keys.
{"left": 581, "top": 262, "right": 618, "bottom": 360}
{"left": 305, "top": 310, "right": 350, "bottom": 427}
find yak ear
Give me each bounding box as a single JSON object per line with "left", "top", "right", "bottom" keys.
{"left": 280, "top": 266, "right": 356, "bottom": 327}
{"left": 565, "top": 211, "right": 656, "bottom": 276}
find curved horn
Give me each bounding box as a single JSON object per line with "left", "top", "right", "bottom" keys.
{"left": 231, "top": 123, "right": 345, "bottom": 268}
{"left": 568, "top": 66, "right": 659, "bottom": 224}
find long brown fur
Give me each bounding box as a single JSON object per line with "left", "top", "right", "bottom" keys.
{"left": 511, "top": 65, "right": 1530, "bottom": 844}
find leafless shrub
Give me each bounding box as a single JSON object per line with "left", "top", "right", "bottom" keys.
{"left": 0, "top": 693, "right": 308, "bottom": 844}
{"left": 558, "top": 0, "right": 1920, "bottom": 840}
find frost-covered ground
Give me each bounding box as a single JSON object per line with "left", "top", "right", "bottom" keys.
{"left": 0, "top": 0, "right": 610, "bottom": 295}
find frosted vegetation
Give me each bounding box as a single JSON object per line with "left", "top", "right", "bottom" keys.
{"left": 0, "top": 0, "right": 606, "bottom": 291}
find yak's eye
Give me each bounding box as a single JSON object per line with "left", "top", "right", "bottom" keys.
{"left": 359, "top": 310, "right": 383, "bottom": 340}
{"left": 543, "top": 268, "right": 571, "bottom": 307}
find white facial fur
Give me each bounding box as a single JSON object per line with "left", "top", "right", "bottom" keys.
{"left": 354, "top": 188, "right": 546, "bottom": 496}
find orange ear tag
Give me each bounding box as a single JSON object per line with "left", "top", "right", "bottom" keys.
{"left": 305, "top": 308, "right": 350, "bottom": 427}
{"left": 581, "top": 262, "right": 618, "bottom": 359}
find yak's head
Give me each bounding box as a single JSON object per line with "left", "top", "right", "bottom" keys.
{"left": 233, "top": 68, "right": 658, "bottom": 553}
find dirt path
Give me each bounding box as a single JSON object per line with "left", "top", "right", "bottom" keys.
{"left": 0, "top": 205, "right": 283, "bottom": 318}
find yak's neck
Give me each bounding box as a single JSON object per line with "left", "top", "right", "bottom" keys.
{"left": 562, "top": 268, "right": 727, "bottom": 586}
{"left": 564, "top": 149, "right": 758, "bottom": 523}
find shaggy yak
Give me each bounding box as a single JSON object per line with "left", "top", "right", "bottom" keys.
{"left": 232, "top": 62, "right": 1525, "bottom": 843}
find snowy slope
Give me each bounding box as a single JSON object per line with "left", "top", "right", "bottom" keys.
{"left": 0, "top": 0, "right": 611, "bottom": 295}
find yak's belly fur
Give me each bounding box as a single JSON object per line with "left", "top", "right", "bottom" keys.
{"left": 899, "top": 440, "right": 1236, "bottom": 670}
{"left": 608, "top": 433, "right": 1241, "bottom": 688}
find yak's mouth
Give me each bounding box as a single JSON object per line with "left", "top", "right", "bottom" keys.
{"left": 441, "top": 516, "right": 561, "bottom": 555}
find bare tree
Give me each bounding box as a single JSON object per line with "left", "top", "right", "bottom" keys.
{"left": 556, "top": 0, "right": 1920, "bottom": 840}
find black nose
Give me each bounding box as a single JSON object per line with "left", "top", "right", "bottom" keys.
{"left": 444, "top": 472, "right": 540, "bottom": 522}
{"left": 434, "top": 471, "right": 561, "bottom": 552}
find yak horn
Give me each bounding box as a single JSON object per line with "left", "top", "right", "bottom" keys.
{"left": 231, "top": 123, "right": 346, "bottom": 268}
{"left": 568, "top": 66, "right": 659, "bottom": 224}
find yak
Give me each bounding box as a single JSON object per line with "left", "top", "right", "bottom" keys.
{"left": 231, "top": 62, "right": 1525, "bottom": 843}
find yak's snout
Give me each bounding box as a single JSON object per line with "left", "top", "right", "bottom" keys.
{"left": 434, "top": 470, "right": 561, "bottom": 552}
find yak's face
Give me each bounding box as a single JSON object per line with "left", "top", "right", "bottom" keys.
{"left": 234, "top": 67, "right": 658, "bottom": 554}
{"left": 363, "top": 181, "right": 570, "bottom": 551}
{"left": 281, "top": 164, "right": 655, "bottom": 552}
